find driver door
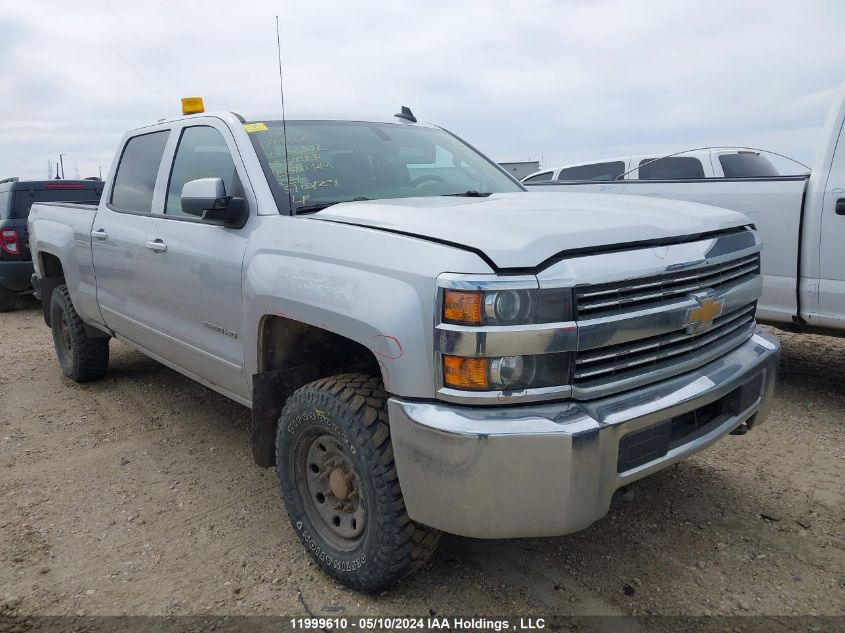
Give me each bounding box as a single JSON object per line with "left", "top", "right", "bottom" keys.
{"left": 142, "top": 121, "right": 253, "bottom": 402}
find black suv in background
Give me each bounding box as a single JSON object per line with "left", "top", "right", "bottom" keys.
{"left": 0, "top": 178, "right": 103, "bottom": 311}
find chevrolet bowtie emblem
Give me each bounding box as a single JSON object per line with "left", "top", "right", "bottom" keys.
{"left": 686, "top": 294, "right": 724, "bottom": 331}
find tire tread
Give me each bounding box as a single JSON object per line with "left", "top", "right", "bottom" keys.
{"left": 51, "top": 285, "right": 109, "bottom": 382}
{"left": 276, "top": 372, "right": 440, "bottom": 591}
{"left": 0, "top": 286, "right": 14, "bottom": 313}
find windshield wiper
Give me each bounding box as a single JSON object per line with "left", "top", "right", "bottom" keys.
{"left": 440, "top": 191, "right": 492, "bottom": 197}
{"left": 295, "top": 202, "right": 339, "bottom": 214}
{"left": 295, "top": 197, "right": 370, "bottom": 215}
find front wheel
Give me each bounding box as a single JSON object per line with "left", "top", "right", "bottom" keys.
{"left": 276, "top": 373, "right": 441, "bottom": 592}
{"left": 50, "top": 285, "right": 109, "bottom": 382}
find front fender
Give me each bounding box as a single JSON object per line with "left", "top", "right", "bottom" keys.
{"left": 244, "top": 252, "right": 435, "bottom": 399}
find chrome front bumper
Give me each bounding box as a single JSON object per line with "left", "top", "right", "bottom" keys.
{"left": 388, "top": 329, "right": 780, "bottom": 539}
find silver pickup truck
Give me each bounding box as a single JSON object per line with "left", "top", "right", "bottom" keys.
{"left": 28, "top": 104, "right": 781, "bottom": 591}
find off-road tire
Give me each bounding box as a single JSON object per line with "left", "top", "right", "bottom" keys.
{"left": 276, "top": 373, "right": 441, "bottom": 592}
{"left": 50, "top": 285, "right": 109, "bottom": 382}
{"left": 0, "top": 286, "right": 14, "bottom": 312}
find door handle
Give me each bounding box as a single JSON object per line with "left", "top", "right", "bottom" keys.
{"left": 836, "top": 198, "right": 845, "bottom": 215}
{"left": 91, "top": 229, "right": 108, "bottom": 240}
{"left": 144, "top": 239, "right": 167, "bottom": 253}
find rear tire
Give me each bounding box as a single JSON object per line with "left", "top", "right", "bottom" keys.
{"left": 0, "top": 286, "right": 14, "bottom": 313}
{"left": 276, "top": 373, "right": 441, "bottom": 592}
{"left": 50, "top": 285, "right": 109, "bottom": 382}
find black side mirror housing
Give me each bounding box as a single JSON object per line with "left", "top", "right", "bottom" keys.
{"left": 181, "top": 178, "right": 247, "bottom": 228}
{"left": 201, "top": 196, "right": 248, "bottom": 227}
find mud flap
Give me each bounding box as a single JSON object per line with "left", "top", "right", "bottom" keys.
{"left": 251, "top": 364, "right": 319, "bottom": 468}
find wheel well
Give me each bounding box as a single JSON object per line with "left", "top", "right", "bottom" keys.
{"left": 258, "top": 315, "right": 381, "bottom": 378}
{"left": 250, "top": 315, "right": 382, "bottom": 468}
{"left": 38, "top": 253, "right": 65, "bottom": 328}
{"left": 40, "top": 252, "right": 64, "bottom": 279}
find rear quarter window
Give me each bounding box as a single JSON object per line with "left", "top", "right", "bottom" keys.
{"left": 638, "top": 157, "right": 705, "bottom": 180}
{"left": 718, "top": 153, "right": 779, "bottom": 178}
{"left": 557, "top": 161, "right": 626, "bottom": 181}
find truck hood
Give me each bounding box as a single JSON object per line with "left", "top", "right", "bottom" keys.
{"left": 312, "top": 192, "right": 751, "bottom": 269}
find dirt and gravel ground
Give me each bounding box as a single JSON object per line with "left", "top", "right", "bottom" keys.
{"left": 1, "top": 297, "right": 843, "bottom": 623}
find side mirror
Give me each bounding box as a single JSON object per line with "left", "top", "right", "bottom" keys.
{"left": 181, "top": 178, "right": 247, "bottom": 227}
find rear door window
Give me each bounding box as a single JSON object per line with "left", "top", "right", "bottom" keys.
{"left": 718, "top": 153, "right": 779, "bottom": 178}
{"left": 557, "top": 161, "right": 626, "bottom": 181}
{"left": 111, "top": 131, "right": 170, "bottom": 212}
{"left": 638, "top": 157, "right": 705, "bottom": 180}
{"left": 523, "top": 171, "right": 553, "bottom": 183}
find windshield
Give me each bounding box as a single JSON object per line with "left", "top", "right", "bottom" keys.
{"left": 245, "top": 120, "right": 523, "bottom": 214}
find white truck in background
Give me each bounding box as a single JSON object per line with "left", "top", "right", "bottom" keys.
{"left": 526, "top": 82, "right": 845, "bottom": 336}
{"left": 521, "top": 148, "right": 795, "bottom": 184}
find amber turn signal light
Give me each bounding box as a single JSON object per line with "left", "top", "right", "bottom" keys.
{"left": 443, "top": 355, "right": 489, "bottom": 390}
{"left": 443, "top": 290, "right": 483, "bottom": 325}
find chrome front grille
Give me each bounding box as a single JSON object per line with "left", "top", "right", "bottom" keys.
{"left": 575, "top": 302, "right": 756, "bottom": 386}
{"left": 434, "top": 229, "right": 762, "bottom": 405}
{"left": 575, "top": 253, "right": 760, "bottom": 319}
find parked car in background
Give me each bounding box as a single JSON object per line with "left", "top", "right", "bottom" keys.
{"left": 0, "top": 178, "right": 103, "bottom": 311}
{"left": 520, "top": 148, "right": 804, "bottom": 184}
{"left": 524, "top": 82, "right": 845, "bottom": 336}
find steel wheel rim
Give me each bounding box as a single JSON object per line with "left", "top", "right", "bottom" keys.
{"left": 295, "top": 432, "right": 366, "bottom": 551}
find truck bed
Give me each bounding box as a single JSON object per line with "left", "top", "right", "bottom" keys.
{"left": 27, "top": 201, "right": 102, "bottom": 329}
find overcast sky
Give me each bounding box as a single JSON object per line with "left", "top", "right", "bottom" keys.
{"left": 2, "top": 0, "right": 843, "bottom": 180}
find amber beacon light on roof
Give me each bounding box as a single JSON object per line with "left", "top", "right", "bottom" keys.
{"left": 181, "top": 97, "right": 205, "bottom": 115}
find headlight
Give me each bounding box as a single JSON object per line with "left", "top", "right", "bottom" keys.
{"left": 437, "top": 277, "right": 576, "bottom": 399}
{"left": 443, "top": 352, "right": 573, "bottom": 391}
{"left": 484, "top": 290, "right": 525, "bottom": 323}
{"left": 443, "top": 287, "right": 573, "bottom": 325}
{"left": 489, "top": 355, "right": 531, "bottom": 388}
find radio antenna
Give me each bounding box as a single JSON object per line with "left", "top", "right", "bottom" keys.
{"left": 275, "top": 15, "right": 294, "bottom": 213}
